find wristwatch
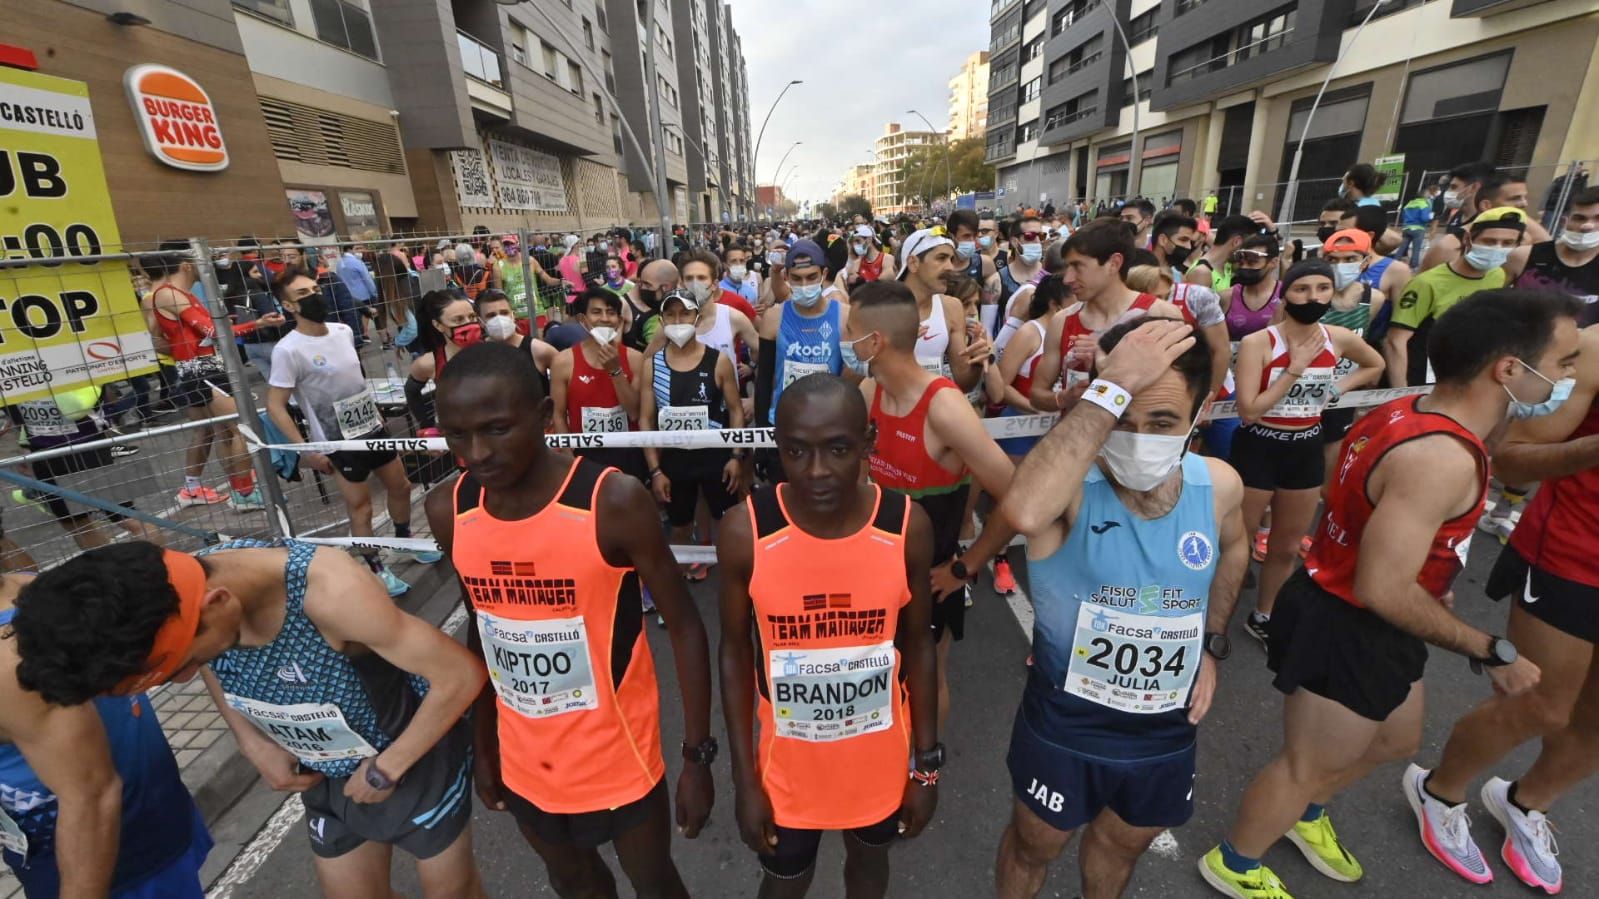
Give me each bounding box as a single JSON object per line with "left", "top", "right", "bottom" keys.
{"left": 1471, "top": 636, "right": 1518, "bottom": 674}
{"left": 913, "top": 743, "right": 946, "bottom": 772}
{"left": 1204, "top": 631, "right": 1232, "bottom": 661}
{"left": 950, "top": 559, "right": 978, "bottom": 582}
{"left": 364, "top": 759, "right": 397, "bottom": 791}
{"left": 682, "top": 737, "right": 719, "bottom": 766}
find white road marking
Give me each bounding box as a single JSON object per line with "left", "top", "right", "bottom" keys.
{"left": 206, "top": 603, "right": 469, "bottom": 895}
{"left": 998, "top": 557, "right": 1181, "bottom": 862}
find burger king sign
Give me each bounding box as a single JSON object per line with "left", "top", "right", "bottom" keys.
{"left": 123, "top": 64, "right": 228, "bottom": 172}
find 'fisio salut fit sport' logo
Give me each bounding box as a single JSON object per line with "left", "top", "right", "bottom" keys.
{"left": 1178, "top": 531, "right": 1213, "bottom": 571}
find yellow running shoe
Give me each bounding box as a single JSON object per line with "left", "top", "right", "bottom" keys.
{"left": 1198, "top": 847, "right": 1294, "bottom": 898}
{"left": 1287, "top": 810, "right": 1364, "bottom": 882}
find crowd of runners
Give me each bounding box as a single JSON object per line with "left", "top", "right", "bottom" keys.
{"left": 0, "top": 160, "right": 1597, "bottom": 899}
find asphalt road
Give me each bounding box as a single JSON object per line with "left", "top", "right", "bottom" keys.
{"left": 202, "top": 523, "right": 1596, "bottom": 899}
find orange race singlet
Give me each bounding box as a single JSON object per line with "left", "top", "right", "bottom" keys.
{"left": 451, "top": 459, "right": 664, "bottom": 813}
{"left": 748, "top": 484, "right": 914, "bottom": 830}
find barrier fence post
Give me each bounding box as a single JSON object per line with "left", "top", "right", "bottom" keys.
{"left": 189, "top": 237, "right": 296, "bottom": 539}
{"left": 518, "top": 227, "right": 538, "bottom": 320}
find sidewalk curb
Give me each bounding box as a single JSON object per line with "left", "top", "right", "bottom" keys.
{"left": 182, "top": 557, "right": 459, "bottom": 827}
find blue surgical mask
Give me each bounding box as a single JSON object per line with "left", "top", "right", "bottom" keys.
{"left": 1465, "top": 244, "right": 1512, "bottom": 271}
{"left": 791, "top": 283, "right": 824, "bottom": 307}
{"left": 1020, "top": 243, "right": 1044, "bottom": 263}
{"left": 1505, "top": 360, "right": 1574, "bottom": 420}
{"left": 978, "top": 235, "right": 994, "bottom": 249}
{"left": 839, "top": 332, "right": 876, "bottom": 377}
{"left": 957, "top": 240, "right": 977, "bottom": 258}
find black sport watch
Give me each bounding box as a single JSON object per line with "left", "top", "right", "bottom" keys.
{"left": 1204, "top": 632, "right": 1231, "bottom": 661}
{"left": 913, "top": 743, "right": 946, "bottom": 772}
{"left": 682, "top": 737, "right": 719, "bottom": 766}
{"left": 1471, "top": 636, "right": 1517, "bottom": 674}
{"left": 950, "top": 559, "right": 977, "bottom": 582}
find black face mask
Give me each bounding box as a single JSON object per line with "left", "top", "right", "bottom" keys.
{"left": 1166, "top": 243, "right": 1194, "bottom": 267}
{"left": 1233, "top": 267, "right": 1267, "bottom": 287}
{"left": 295, "top": 293, "right": 329, "bottom": 323}
{"left": 1284, "top": 300, "right": 1331, "bottom": 324}
{"left": 1316, "top": 225, "right": 1337, "bottom": 243}
{"left": 638, "top": 287, "right": 661, "bottom": 308}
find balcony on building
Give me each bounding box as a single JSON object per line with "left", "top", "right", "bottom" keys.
{"left": 1151, "top": 0, "right": 1344, "bottom": 112}
{"left": 458, "top": 29, "right": 512, "bottom": 119}
{"left": 1037, "top": 0, "right": 1126, "bottom": 145}
{"left": 1449, "top": 0, "right": 1552, "bottom": 15}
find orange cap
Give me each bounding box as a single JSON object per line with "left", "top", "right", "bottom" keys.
{"left": 114, "top": 551, "right": 207, "bottom": 695}
{"left": 1322, "top": 228, "right": 1371, "bottom": 255}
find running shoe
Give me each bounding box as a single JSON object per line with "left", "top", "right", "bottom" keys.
{"left": 963, "top": 583, "right": 974, "bottom": 608}
{"left": 993, "top": 558, "right": 1018, "bottom": 596}
{"left": 176, "top": 485, "right": 226, "bottom": 507}
{"left": 1252, "top": 528, "right": 1269, "bottom": 562}
{"left": 1286, "top": 809, "right": 1363, "bottom": 882}
{"left": 1245, "top": 612, "right": 1270, "bottom": 647}
{"left": 228, "top": 489, "right": 266, "bottom": 512}
{"left": 1402, "top": 764, "right": 1493, "bottom": 884}
{"left": 1482, "top": 776, "right": 1562, "bottom": 894}
{"left": 1197, "top": 847, "right": 1294, "bottom": 898}
{"left": 378, "top": 566, "right": 410, "bottom": 597}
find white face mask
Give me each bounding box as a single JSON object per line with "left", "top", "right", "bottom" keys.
{"left": 1096, "top": 420, "right": 1194, "bottom": 492}
{"left": 686, "top": 280, "right": 714, "bottom": 302}
{"left": 588, "top": 325, "right": 618, "bottom": 345}
{"left": 483, "top": 315, "right": 517, "bottom": 340}
{"left": 728, "top": 264, "right": 748, "bottom": 280}
{"left": 1332, "top": 261, "right": 1363, "bottom": 290}
{"left": 1559, "top": 229, "right": 1599, "bottom": 251}
{"left": 1443, "top": 190, "right": 1463, "bottom": 209}
{"left": 664, "top": 323, "right": 697, "bottom": 347}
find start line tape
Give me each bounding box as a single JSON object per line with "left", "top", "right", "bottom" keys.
{"left": 240, "top": 386, "right": 1433, "bottom": 455}
{"left": 299, "top": 534, "right": 719, "bottom": 565}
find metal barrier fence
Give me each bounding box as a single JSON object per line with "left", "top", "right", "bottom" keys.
{"left": 1416, "top": 160, "right": 1592, "bottom": 236}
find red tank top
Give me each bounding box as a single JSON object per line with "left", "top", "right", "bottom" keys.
{"left": 1009, "top": 319, "right": 1047, "bottom": 397}
{"left": 868, "top": 377, "right": 968, "bottom": 496}
{"left": 1058, "top": 292, "right": 1158, "bottom": 370}
{"left": 451, "top": 461, "right": 663, "bottom": 812}
{"left": 565, "top": 343, "right": 636, "bottom": 434}
{"left": 858, "top": 253, "right": 884, "bottom": 283}
{"left": 747, "top": 485, "right": 913, "bottom": 829}
{"left": 1169, "top": 283, "right": 1199, "bottom": 327}
{"left": 1306, "top": 397, "right": 1488, "bottom": 606}
{"left": 1511, "top": 400, "right": 1599, "bottom": 588}
{"left": 1255, "top": 325, "right": 1338, "bottom": 429}
{"left": 153, "top": 285, "right": 216, "bottom": 363}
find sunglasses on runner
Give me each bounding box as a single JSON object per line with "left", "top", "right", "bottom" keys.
{"left": 1231, "top": 250, "right": 1272, "bottom": 265}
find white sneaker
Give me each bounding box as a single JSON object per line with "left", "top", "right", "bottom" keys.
{"left": 1402, "top": 764, "right": 1493, "bottom": 884}
{"left": 1482, "top": 777, "right": 1562, "bottom": 894}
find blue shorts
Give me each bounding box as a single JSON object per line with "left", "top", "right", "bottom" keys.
{"left": 1006, "top": 702, "right": 1196, "bottom": 833}
{"left": 116, "top": 802, "right": 212, "bottom": 899}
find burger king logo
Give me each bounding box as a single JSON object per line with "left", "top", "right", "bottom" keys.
{"left": 123, "top": 64, "right": 228, "bottom": 172}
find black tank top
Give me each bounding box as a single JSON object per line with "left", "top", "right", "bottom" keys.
{"left": 652, "top": 346, "right": 729, "bottom": 469}
{"left": 623, "top": 297, "right": 657, "bottom": 352}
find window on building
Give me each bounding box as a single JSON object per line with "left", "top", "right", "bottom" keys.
{"left": 1119, "top": 71, "right": 1152, "bottom": 108}
{"left": 1021, "top": 77, "right": 1041, "bottom": 102}
{"left": 583, "top": 18, "right": 595, "bottom": 49}
{"left": 1022, "top": 35, "right": 1045, "bottom": 63}
{"left": 510, "top": 33, "right": 526, "bottom": 66}
{"left": 1347, "top": 0, "right": 1428, "bottom": 26}
{"left": 1234, "top": 6, "right": 1296, "bottom": 63}
{"left": 1166, "top": 4, "right": 1297, "bottom": 86}
{"left": 1399, "top": 51, "right": 1511, "bottom": 125}
{"left": 1175, "top": 0, "right": 1208, "bottom": 14}
{"left": 595, "top": 0, "right": 607, "bottom": 32}
{"left": 308, "top": 0, "right": 378, "bottom": 60}
{"left": 1127, "top": 7, "right": 1158, "bottom": 45}
{"left": 541, "top": 42, "right": 561, "bottom": 81}
{"left": 567, "top": 61, "right": 584, "bottom": 95}
{"left": 1019, "top": 119, "right": 1038, "bottom": 143}
{"left": 1048, "top": 56, "right": 1070, "bottom": 84}
{"left": 594, "top": 93, "right": 605, "bottom": 124}
{"left": 232, "top": 0, "right": 293, "bottom": 27}
{"left": 603, "top": 51, "right": 615, "bottom": 93}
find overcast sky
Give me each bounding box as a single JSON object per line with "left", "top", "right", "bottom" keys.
{"left": 727, "top": 0, "right": 989, "bottom": 208}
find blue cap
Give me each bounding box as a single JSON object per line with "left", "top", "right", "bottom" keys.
{"left": 785, "top": 239, "right": 827, "bottom": 271}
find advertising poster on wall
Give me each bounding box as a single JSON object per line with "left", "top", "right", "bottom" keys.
{"left": 488, "top": 139, "right": 568, "bottom": 212}
{"left": 286, "top": 189, "right": 336, "bottom": 244}
{"left": 451, "top": 148, "right": 494, "bottom": 208}
{"left": 339, "top": 191, "right": 383, "bottom": 241}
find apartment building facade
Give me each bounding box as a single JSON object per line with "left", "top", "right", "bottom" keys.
{"left": 874, "top": 123, "right": 948, "bottom": 215}
{"left": 7, "top": 0, "right": 755, "bottom": 245}
{"left": 949, "top": 50, "right": 991, "bottom": 142}
{"left": 985, "top": 0, "right": 1599, "bottom": 219}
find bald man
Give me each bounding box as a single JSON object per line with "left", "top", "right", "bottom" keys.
{"left": 844, "top": 280, "right": 1015, "bottom": 731}
{"left": 623, "top": 259, "right": 680, "bottom": 353}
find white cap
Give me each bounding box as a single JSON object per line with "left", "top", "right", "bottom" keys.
{"left": 563, "top": 234, "right": 580, "bottom": 250}
{"left": 853, "top": 224, "right": 875, "bottom": 240}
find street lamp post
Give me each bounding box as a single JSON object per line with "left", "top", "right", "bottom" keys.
{"left": 752, "top": 79, "right": 803, "bottom": 192}
{"left": 907, "top": 109, "right": 952, "bottom": 204}
{"left": 770, "top": 141, "right": 802, "bottom": 191}
{"left": 1278, "top": 0, "right": 1390, "bottom": 230}
{"left": 1106, "top": 12, "right": 1141, "bottom": 200}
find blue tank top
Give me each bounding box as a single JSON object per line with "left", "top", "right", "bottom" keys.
{"left": 205, "top": 540, "right": 425, "bottom": 778}
{"left": 0, "top": 613, "right": 197, "bottom": 894}
{"left": 1023, "top": 453, "right": 1218, "bottom": 762}
{"left": 964, "top": 253, "right": 983, "bottom": 280}
{"left": 1359, "top": 255, "right": 1393, "bottom": 291}
{"left": 771, "top": 299, "right": 843, "bottom": 417}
